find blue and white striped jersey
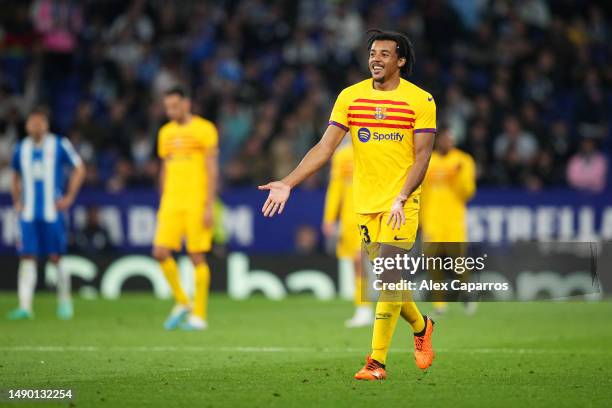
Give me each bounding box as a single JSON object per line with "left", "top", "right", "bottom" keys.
{"left": 11, "top": 134, "right": 82, "bottom": 222}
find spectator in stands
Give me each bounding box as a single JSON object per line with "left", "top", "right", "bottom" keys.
{"left": 463, "top": 120, "right": 492, "bottom": 185}
{"left": 73, "top": 207, "right": 113, "bottom": 254}
{"left": 567, "top": 138, "right": 608, "bottom": 193}
{"left": 494, "top": 115, "right": 538, "bottom": 164}
{"left": 283, "top": 28, "right": 321, "bottom": 66}
{"left": 31, "top": 0, "right": 83, "bottom": 100}
{"left": 72, "top": 101, "right": 106, "bottom": 152}
{"left": 106, "top": 0, "right": 154, "bottom": 44}
{"left": 0, "top": 0, "right": 609, "bottom": 194}
{"left": 441, "top": 84, "right": 473, "bottom": 146}
{"left": 0, "top": 106, "right": 25, "bottom": 191}
{"left": 68, "top": 126, "right": 94, "bottom": 164}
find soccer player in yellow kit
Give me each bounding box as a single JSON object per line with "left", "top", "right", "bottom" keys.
{"left": 421, "top": 127, "right": 476, "bottom": 314}
{"left": 260, "top": 30, "right": 436, "bottom": 380}
{"left": 152, "top": 88, "right": 219, "bottom": 331}
{"left": 322, "top": 142, "right": 373, "bottom": 327}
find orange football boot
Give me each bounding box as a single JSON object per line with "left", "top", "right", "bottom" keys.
{"left": 354, "top": 355, "right": 387, "bottom": 380}
{"left": 414, "top": 316, "right": 435, "bottom": 370}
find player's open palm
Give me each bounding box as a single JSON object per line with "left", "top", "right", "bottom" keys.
{"left": 259, "top": 181, "right": 290, "bottom": 217}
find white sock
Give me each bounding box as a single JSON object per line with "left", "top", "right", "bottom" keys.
{"left": 18, "top": 259, "right": 37, "bottom": 312}
{"left": 55, "top": 260, "right": 71, "bottom": 303}
{"left": 357, "top": 305, "right": 372, "bottom": 312}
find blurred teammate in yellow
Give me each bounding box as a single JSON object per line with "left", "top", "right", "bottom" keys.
{"left": 152, "top": 88, "right": 218, "bottom": 331}
{"left": 420, "top": 126, "right": 476, "bottom": 314}
{"left": 322, "top": 142, "right": 373, "bottom": 327}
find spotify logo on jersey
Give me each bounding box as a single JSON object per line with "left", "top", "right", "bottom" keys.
{"left": 357, "top": 127, "right": 371, "bottom": 142}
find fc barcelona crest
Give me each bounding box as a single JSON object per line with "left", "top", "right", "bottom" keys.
{"left": 374, "top": 106, "right": 387, "bottom": 120}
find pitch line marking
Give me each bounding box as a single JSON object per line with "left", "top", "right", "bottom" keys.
{"left": 0, "top": 346, "right": 607, "bottom": 354}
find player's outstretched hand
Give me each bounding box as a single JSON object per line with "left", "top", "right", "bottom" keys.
{"left": 387, "top": 194, "right": 408, "bottom": 230}
{"left": 258, "top": 181, "right": 291, "bottom": 217}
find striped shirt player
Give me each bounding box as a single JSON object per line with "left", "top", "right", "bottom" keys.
{"left": 8, "top": 109, "right": 85, "bottom": 321}
{"left": 12, "top": 134, "right": 82, "bottom": 253}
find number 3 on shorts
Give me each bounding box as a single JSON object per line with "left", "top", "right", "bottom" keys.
{"left": 359, "top": 225, "right": 371, "bottom": 244}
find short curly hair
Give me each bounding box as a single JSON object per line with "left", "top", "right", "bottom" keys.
{"left": 366, "top": 29, "right": 416, "bottom": 77}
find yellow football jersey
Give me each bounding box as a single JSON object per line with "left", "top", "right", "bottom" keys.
{"left": 329, "top": 78, "right": 436, "bottom": 214}
{"left": 420, "top": 148, "right": 476, "bottom": 242}
{"left": 158, "top": 115, "right": 218, "bottom": 211}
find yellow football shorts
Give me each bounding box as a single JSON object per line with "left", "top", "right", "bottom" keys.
{"left": 153, "top": 207, "right": 213, "bottom": 253}
{"left": 357, "top": 205, "right": 420, "bottom": 259}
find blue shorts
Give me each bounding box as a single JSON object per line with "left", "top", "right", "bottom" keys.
{"left": 18, "top": 218, "right": 67, "bottom": 257}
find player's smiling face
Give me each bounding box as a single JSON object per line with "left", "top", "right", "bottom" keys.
{"left": 369, "top": 40, "right": 405, "bottom": 83}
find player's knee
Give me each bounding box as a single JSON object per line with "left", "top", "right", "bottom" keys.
{"left": 48, "top": 255, "right": 61, "bottom": 264}
{"left": 189, "top": 253, "right": 206, "bottom": 265}
{"left": 152, "top": 247, "right": 170, "bottom": 262}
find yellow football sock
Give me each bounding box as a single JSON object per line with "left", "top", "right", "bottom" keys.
{"left": 193, "top": 262, "right": 211, "bottom": 320}
{"left": 400, "top": 300, "right": 425, "bottom": 333}
{"left": 160, "top": 258, "right": 190, "bottom": 306}
{"left": 371, "top": 299, "right": 402, "bottom": 364}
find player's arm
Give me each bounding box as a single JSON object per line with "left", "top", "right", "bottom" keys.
{"left": 204, "top": 146, "right": 219, "bottom": 228}
{"left": 259, "top": 124, "right": 346, "bottom": 217}
{"left": 158, "top": 161, "right": 166, "bottom": 194}
{"left": 454, "top": 155, "right": 476, "bottom": 202}
{"left": 388, "top": 132, "right": 435, "bottom": 229}
{"left": 157, "top": 127, "right": 167, "bottom": 195}
{"left": 57, "top": 137, "right": 85, "bottom": 211}
{"left": 388, "top": 93, "right": 437, "bottom": 230}
{"left": 57, "top": 162, "right": 85, "bottom": 211}
{"left": 11, "top": 171, "right": 22, "bottom": 213}
{"left": 10, "top": 146, "right": 22, "bottom": 212}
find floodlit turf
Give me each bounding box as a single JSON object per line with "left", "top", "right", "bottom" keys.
{"left": 1, "top": 294, "right": 611, "bottom": 408}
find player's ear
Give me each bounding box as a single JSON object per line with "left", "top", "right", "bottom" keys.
{"left": 398, "top": 57, "right": 406, "bottom": 69}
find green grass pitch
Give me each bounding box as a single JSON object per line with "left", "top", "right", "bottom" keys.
{"left": 1, "top": 293, "right": 611, "bottom": 407}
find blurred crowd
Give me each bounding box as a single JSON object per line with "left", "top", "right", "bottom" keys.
{"left": 0, "top": 0, "right": 610, "bottom": 194}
